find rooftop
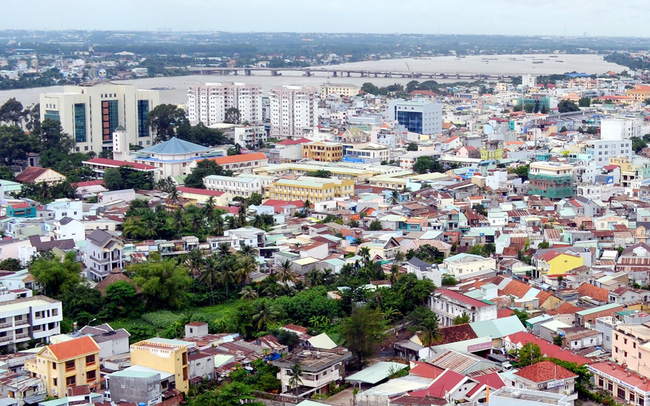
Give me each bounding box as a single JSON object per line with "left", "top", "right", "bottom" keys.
{"left": 139, "top": 137, "right": 211, "bottom": 155}
{"left": 273, "top": 349, "right": 352, "bottom": 372}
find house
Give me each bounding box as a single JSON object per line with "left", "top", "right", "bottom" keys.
{"left": 78, "top": 324, "right": 130, "bottom": 359}
{"left": 429, "top": 289, "right": 497, "bottom": 327}
{"left": 176, "top": 187, "right": 230, "bottom": 206}
{"left": 510, "top": 361, "right": 577, "bottom": 405}
{"left": 224, "top": 227, "right": 266, "bottom": 249}
{"left": 130, "top": 339, "right": 190, "bottom": 395}
{"left": 15, "top": 167, "right": 65, "bottom": 185}
{"left": 48, "top": 217, "right": 84, "bottom": 242}
{"left": 534, "top": 250, "right": 584, "bottom": 277}
{"left": 105, "top": 368, "right": 163, "bottom": 406}
{"left": 0, "top": 372, "right": 45, "bottom": 405}
{"left": 204, "top": 152, "right": 268, "bottom": 174}
{"left": 5, "top": 203, "right": 36, "bottom": 219}
{"left": 617, "top": 243, "right": 650, "bottom": 284}
{"left": 612, "top": 324, "right": 650, "bottom": 374}
{"left": 588, "top": 361, "right": 650, "bottom": 406}
{"left": 406, "top": 257, "right": 442, "bottom": 287}
{"left": 25, "top": 336, "right": 101, "bottom": 397}
{"left": 84, "top": 230, "right": 124, "bottom": 281}
{"left": 442, "top": 253, "right": 497, "bottom": 281}
{"left": 132, "top": 137, "right": 212, "bottom": 178}
{"left": 0, "top": 296, "right": 62, "bottom": 352}
{"left": 575, "top": 303, "right": 624, "bottom": 327}
{"left": 272, "top": 348, "right": 352, "bottom": 396}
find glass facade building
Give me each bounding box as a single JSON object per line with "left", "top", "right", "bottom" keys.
{"left": 102, "top": 100, "right": 119, "bottom": 143}
{"left": 74, "top": 103, "right": 86, "bottom": 143}
{"left": 396, "top": 110, "right": 423, "bottom": 134}
{"left": 137, "top": 100, "right": 150, "bottom": 138}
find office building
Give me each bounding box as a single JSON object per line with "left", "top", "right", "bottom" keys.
{"left": 203, "top": 175, "right": 262, "bottom": 198}
{"left": 268, "top": 176, "right": 354, "bottom": 203}
{"left": 585, "top": 139, "right": 632, "bottom": 165}
{"left": 320, "top": 83, "right": 360, "bottom": 98}
{"left": 601, "top": 117, "right": 643, "bottom": 140}
{"left": 528, "top": 162, "right": 575, "bottom": 199}
{"left": 40, "top": 83, "right": 159, "bottom": 153}
{"left": 386, "top": 99, "right": 443, "bottom": 135}
{"left": 522, "top": 74, "right": 537, "bottom": 88}
{"left": 302, "top": 141, "right": 343, "bottom": 162}
{"left": 0, "top": 296, "right": 62, "bottom": 351}
{"left": 269, "top": 85, "right": 319, "bottom": 138}
{"left": 187, "top": 82, "right": 262, "bottom": 126}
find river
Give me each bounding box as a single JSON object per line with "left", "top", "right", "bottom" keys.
{"left": 0, "top": 54, "right": 625, "bottom": 107}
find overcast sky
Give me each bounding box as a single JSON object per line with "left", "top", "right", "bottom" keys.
{"left": 4, "top": 0, "right": 650, "bottom": 37}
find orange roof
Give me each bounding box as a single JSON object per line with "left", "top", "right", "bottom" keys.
{"left": 46, "top": 336, "right": 100, "bottom": 360}
{"left": 577, "top": 283, "right": 609, "bottom": 303}
{"left": 515, "top": 361, "right": 577, "bottom": 383}
{"left": 209, "top": 152, "right": 267, "bottom": 165}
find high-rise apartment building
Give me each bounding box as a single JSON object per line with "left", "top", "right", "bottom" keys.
{"left": 386, "top": 99, "right": 443, "bottom": 135}
{"left": 187, "top": 82, "right": 262, "bottom": 126}
{"left": 40, "top": 83, "right": 159, "bottom": 154}
{"left": 269, "top": 85, "right": 319, "bottom": 139}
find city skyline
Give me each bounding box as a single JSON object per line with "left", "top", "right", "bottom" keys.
{"left": 3, "top": 0, "right": 650, "bottom": 38}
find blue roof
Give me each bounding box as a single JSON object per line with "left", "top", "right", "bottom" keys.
{"left": 139, "top": 137, "right": 210, "bottom": 155}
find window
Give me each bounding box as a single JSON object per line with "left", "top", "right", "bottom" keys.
{"left": 65, "top": 360, "right": 75, "bottom": 371}
{"left": 66, "top": 376, "right": 76, "bottom": 386}
{"left": 86, "top": 355, "right": 96, "bottom": 366}
{"left": 87, "top": 370, "right": 96, "bottom": 381}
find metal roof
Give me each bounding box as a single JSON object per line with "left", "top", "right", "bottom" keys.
{"left": 139, "top": 136, "right": 210, "bottom": 155}
{"left": 346, "top": 362, "right": 408, "bottom": 384}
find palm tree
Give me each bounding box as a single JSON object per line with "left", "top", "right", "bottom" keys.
{"left": 188, "top": 210, "right": 204, "bottom": 235}
{"left": 419, "top": 315, "right": 441, "bottom": 358}
{"left": 200, "top": 255, "right": 220, "bottom": 305}
{"left": 213, "top": 215, "right": 225, "bottom": 236}
{"left": 217, "top": 242, "right": 232, "bottom": 258}
{"left": 186, "top": 249, "right": 204, "bottom": 278}
{"left": 359, "top": 246, "right": 371, "bottom": 269}
{"left": 277, "top": 260, "right": 296, "bottom": 288}
{"left": 172, "top": 208, "right": 185, "bottom": 238}
{"left": 306, "top": 269, "right": 322, "bottom": 287}
{"left": 288, "top": 363, "right": 304, "bottom": 396}
{"left": 239, "top": 243, "right": 255, "bottom": 257}
{"left": 218, "top": 260, "right": 235, "bottom": 300}
{"left": 122, "top": 218, "right": 143, "bottom": 240}
{"left": 389, "top": 264, "right": 400, "bottom": 285}
{"left": 168, "top": 185, "right": 179, "bottom": 203}
{"left": 238, "top": 204, "right": 248, "bottom": 226}
{"left": 303, "top": 199, "right": 313, "bottom": 216}
{"left": 139, "top": 211, "right": 158, "bottom": 239}
{"left": 239, "top": 285, "right": 258, "bottom": 301}
{"left": 234, "top": 255, "right": 256, "bottom": 286}
{"left": 391, "top": 189, "right": 400, "bottom": 205}
{"left": 204, "top": 196, "right": 216, "bottom": 221}
{"left": 251, "top": 300, "right": 278, "bottom": 331}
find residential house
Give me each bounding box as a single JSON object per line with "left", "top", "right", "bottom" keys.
{"left": 0, "top": 296, "right": 62, "bottom": 352}
{"left": 272, "top": 348, "right": 352, "bottom": 396}
{"left": 130, "top": 339, "right": 189, "bottom": 395}
{"left": 84, "top": 230, "right": 124, "bottom": 281}
{"left": 510, "top": 361, "right": 577, "bottom": 405}
{"left": 442, "top": 253, "right": 497, "bottom": 281}
{"left": 15, "top": 167, "right": 65, "bottom": 185}
{"left": 78, "top": 324, "right": 130, "bottom": 359}
{"left": 430, "top": 289, "right": 497, "bottom": 327}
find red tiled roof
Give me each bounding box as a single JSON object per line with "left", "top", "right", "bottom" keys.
{"left": 46, "top": 336, "right": 100, "bottom": 360}
{"left": 73, "top": 180, "right": 105, "bottom": 188}
{"left": 506, "top": 332, "right": 590, "bottom": 365}
{"left": 276, "top": 137, "right": 312, "bottom": 146}
{"left": 410, "top": 369, "right": 466, "bottom": 398}
{"left": 515, "top": 361, "right": 577, "bottom": 383}
{"left": 497, "top": 309, "right": 515, "bottom": 318}
{"left": 409, "top": 361, "right": 445, "bottom": 380}
{"left": 9, "top": 202, "right": 31, "bottom": 209}
{"left": 499, "top": 280, "right": 531, "bottom": 299}
{"left": 547, "top": 302, "right": 585, "bottom": 315}
{"left": 589, "top": 361, "right": 650, "bottom": 392}
{"left": 86, "top": 157, "right": 156, "bottom": 171}
{"left": 177, "top": 187, "right": 225, "bottom": 197}
{"left": 577, "top": 282, "right": 609, "bottom": 303}
{"left": 210, "top": 152, "right": 267, "bottom": 165}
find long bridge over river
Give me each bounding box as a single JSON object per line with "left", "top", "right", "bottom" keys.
{"left": 185, "top": 66, "right": 518, "bottom": 81}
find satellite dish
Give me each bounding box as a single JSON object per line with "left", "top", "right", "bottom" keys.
{"left": 98, "top": 68, "right": 107, "bottom": 79}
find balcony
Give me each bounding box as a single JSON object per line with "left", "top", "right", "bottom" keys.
{"left": 15, "top": 333, "right": 29, "bottom": 340}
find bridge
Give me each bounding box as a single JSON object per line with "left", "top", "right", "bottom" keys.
{"left": 185, "top": 66, "right": 518, "bottom": 81}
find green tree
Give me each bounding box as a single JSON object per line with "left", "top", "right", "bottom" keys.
{"left": 339, "top": 306, "right": 387, "bottom": 367}
{"left": 147, "top": 104, "right": 189, "bottom": 143}
{"left": 453, "top": 312, "right": 471, "bottom": 325}
{"left": 30, "top": 251, "right": 82, "bottom": 297}
{"left": 538, "top": 241, "right": 550, "bottom": 249}
{"left": 60, "top": 286, "right": 104, "bottom": 325}
{"left": 185, "top": 159, "right": 232, "bottom": 189}
{"left": 247, "top": 193, "right": 263, "bottom": 206}
{"left": 224, "top": 107, "right": 241, "bottom": 124}
{"left": 288, "top": 363, "right": 304, "bottom": 396}
{"left": 0, "top": 258, "right": 22, "bottom": 272}
{"left": 540, "top": 105, "right": 549, "bottom": 114}
{"left": 0, "top": 98, "right": 24, "bottom": 126}
{"left": 368, "top": 220, "right": 383, "bottom": 231}
{"left": 515, "top": 342, "right": 543, "bottom": 367}
{"left": 305, "top": 169, "right": 332, "bottom": 178}
{"left": 513, "top": 308, "right": 530, "bottom": 324}
{"left": 578, "top": 97, "right": 591, "bottom": 107}
{"left": 523, "top": 103, "right": 534, "bottom": 113}
{"left": 558, "top": 100, "right": 580, "bottom": 113}
{"left": 553, "top": 334, "right": 564, "bottom": 346}
{"left": 251, "top": 299, "right": 279, "bottom": 332}
{"left": 102, "top": 281, "right": 141, "bottom": 319}
{"left": 130, "top": 253, "right": 192, "bottom": 309}
{"left": 441, "top": 274, "right": 458, "bottom": 286}
{"left": 407, "top": 143, "right": 419, "bottom": 151}
{"left": 631, "top": 136, "right": 648, "bottom": 153}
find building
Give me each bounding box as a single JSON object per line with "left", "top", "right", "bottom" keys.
{"left": 302, "top": 142, "right": 343, "bottom": 162}
{"left": 40, "top": 83, "right": 159, "bottom": 153}
{"left": 82, "top": 157, "right": 157, "bottom": 178}
{"left": 203, "top": 175, "right": 262, "bottom": 198}
{"left": 176, "top": 187, "right": 230, "bottom": 206}
{"left": 442, "top": 253, "right": 497, "bottom": 281}
{"left": 132, "top": 137, "right": 212, "bottom": 178}
{"left": 612, "top": 324, "right": 650, "bottom": 373}
{"left": 15, "top": 167, "right": 65, "bottom": 185}
{"left": 78, "top": 324, "right": 130, "bottom": 359}
{"left": 269, "top": 85, "right": 319, "bottom": 138}
{"left": 187, "top": 82, "right": 263, "bottom": 125}
{"left": 601, "top": 117, "right": 643, "bottom": 140}
{"left": 528, "top": 162, "right": 575, "bottom": 199}
{"left": 268, "top": 177, "right": 355, "bottom": 203}
{"left": 204, "top": 152, "right": 269, "bottom": 174}
{"left": 522, "top": 74, "right": 537, "bottom": 88}
{"left": 588, "top": 361, "right": 650, "bottom": 406}
{"left": 511, "top": 361, "right": 577, "bottom": 405}
{"left": 0, "top": 296, "right": 62, "bottom": 351}
{"left": 272, "top": 348, "right": 352, "bottom": 396}
{"left": 585, "top": 140, "right": 633, "bottom": 165}
{"left": 25, "top": 336, "right": 101, "bottom": 397}
{"left": 320, "top": 83, "right": 359, "bottom": 98}
{"left": 534, "top": 250, "right": 584, "bottom": 277}
{"left": 387, "top": 99, "right": 443, "bottom": 135}
{"left": 344, "top": 143, "right": 390, "bottom": 164}
{"left": 626, "top": 85, "right": 650, "bottom": 102}
{"left": 84, "top": 230, "right": 124, "bottom": 281}
{"left": 430, "top": 289, "right": 497, "bottom": 327}
{"left": 130, "top": 340, "right": 189, "bottom": 395}
{"left": 105, "top": 369, "right": 162, "bottom": 406}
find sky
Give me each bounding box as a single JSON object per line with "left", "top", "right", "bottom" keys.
{"left": 4, "top": 0, "right": 650, "bottom": 37}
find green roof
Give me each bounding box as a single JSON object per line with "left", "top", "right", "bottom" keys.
{"left": 576, "top": 303, "right": 622, "bottom": 316}
{"left": 470, "top": 315, "right": 525, "bottom": 338}
{"left": 345, "top": 361, "right": 408, "bottom": 384}
{"left": 139, "top": 136, "right": 210, "bottom": 155}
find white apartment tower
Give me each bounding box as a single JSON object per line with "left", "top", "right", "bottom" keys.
{"left": 187, "top": 82, "right": 263, "bottom": 126}
{"left": 40, "top": 83, "right": 159, "bottom": 154}
{"left": 269, "top": 85, "right": 319, "bottom": 139}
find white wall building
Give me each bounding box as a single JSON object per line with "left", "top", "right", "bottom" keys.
{"left": 386, "top": 99, "right": 443, "bottom": 135}
{"left": 187, "top": 82, "right": 263, "bottom": 126}
{"left": 0, "top": 296, "right": 63, "bottom": 351}
{"left": 40, "top": 83, "right": 159, "bottom": 153}
{"left": 203, "top": 175, "right": 262, "bottom": 198}
{"left": 443, "top": 253, "right": 497, "bottom": 281}
{"left": 586, "top": 140, "right": 632, "bottom": 165}
{"left": 269, "top": 85, "right": 319, "bottom": 138}
{"left": 430, "top": 289, "right": 497, "bottom": 327}
{"left": 601, "top": 117, "right": 643, "bottom": 140}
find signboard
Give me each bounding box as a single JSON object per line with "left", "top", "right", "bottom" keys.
{"left": 97, "top": 68, "right": 107, "bottom": 79}
{"left": 547, "top": 380, "right": 565, "bottom": 389}
{"left": 467, "top": 341, "right": 492, "bottom": 352}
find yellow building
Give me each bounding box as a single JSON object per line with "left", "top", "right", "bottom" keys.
{"left": 130, "top": 340, "right": 189, "bottom": 395}
{"left": 268, "top": 176, "right": 354, "bottom": 203}
{"left": 254, "top": 163, "right": 378, "bottom": 182}
{"left": 25, "top": 336, "right": 101, "bottom": 397}
{"left": 626, "top": 85, "right": 650, "bottom": 102}
{"left": 302, "top": 142, "right": 343, "bottom": 162}
{"left": 479, "top": 148, "right": 504, "bottom": 161}
{"left": 320, "top": 83, "right": 360, "bottom": 98}
{"left": 536, "top": 251, "right": 584, "bottom": 276}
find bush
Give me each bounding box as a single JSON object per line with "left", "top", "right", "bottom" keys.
{"left": 141, "top": 311, "right": 182, "bottom": 329}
